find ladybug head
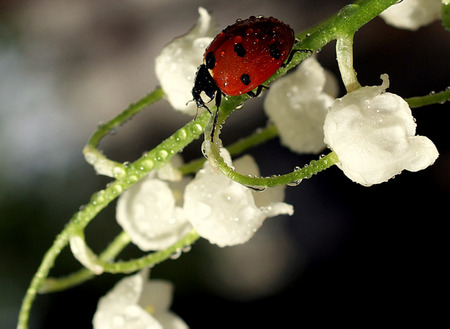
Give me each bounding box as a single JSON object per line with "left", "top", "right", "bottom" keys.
{"left": 192, "top": 64, "right": 219, "bottom": 112}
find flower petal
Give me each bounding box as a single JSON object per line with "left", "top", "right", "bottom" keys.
{"left": 184, "top": 150, "right": 293, "bottom": 247}
{"left": 116, "top": 176, "right": 192, "bottom": 251}
{"left": 380, "top": 0, "right": 441, "bottom": 30}
{"left": 93, "top": 271, "right": 163, "bottom": 329}
{"left": 264, "top": 57, "right": 337, "bottom": 154}
{"left": 155, "top": 7, "right": 215, "bottom": 114}
{"left": 323, "top": 74, "right": 439, "bottom": 186}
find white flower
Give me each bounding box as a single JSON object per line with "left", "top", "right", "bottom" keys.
{"left": 183, "top": 149, "right": 293, "bottom": 247}
{"left": 323, "top": 74, "right": 439, "bottom": 186}
{"left": 93, "top": 269, "right": 188, "bottom": 329}
{"left": 155, "top": 7, "right": 215, "bottom": 115}
{"left": 264, "top": 57, "right": 338, "bottom": 154}
{"left": 380, "top": 0, "right": 441, "bottom": 30}
{"left": 116, "top": 174, "right": 192, "bottom": 251}
{"left": 116, "top": 156, "right": 192, "bottom": 251}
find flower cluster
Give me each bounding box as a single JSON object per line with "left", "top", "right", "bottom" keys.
{"left": 117, "top": 151, "right": 293, "bottom": 250}
{"left": 91, "top": 6, "right": 440, "bottom": 328}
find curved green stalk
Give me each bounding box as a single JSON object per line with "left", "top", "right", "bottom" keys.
{"left": 39, "top": 231, "right": 131, "bottom": 293}
{"left": 17, "top": 92, "right": 209, "bottom": 329}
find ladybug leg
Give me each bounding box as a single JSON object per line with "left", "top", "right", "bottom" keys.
{"left": 210, "top": 91, "right": 222, "bottom": 142}
{"left": 282, "top": 49, "right": 313, "bottom": 68}
{"left": 247, "top": 85, "right": 268, "bottom": 98}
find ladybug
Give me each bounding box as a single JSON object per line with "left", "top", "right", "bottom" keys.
{"left": 192, "top": 16, "right": 304, "bottom": 140}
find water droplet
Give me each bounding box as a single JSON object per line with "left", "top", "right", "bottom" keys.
{"left": 191, "top": 123, "right": 203, "bottom": 134}
{"left": 182, "top": 245, "right": 192, "bottom": 253}
{"left": 175, "top": 128, "right": 187, "bottom": 141}
{"left": 112, "top": 166, "right": 126, "bottom": 178}
{"left": 156, "top": 150, "right": 169, "bottom": 162}
{"left": 287, "top": 179, "right": 302, "bottom": 187}
{"left": 170, "top": 249, "right": 182, "bottom": 260}
{"left": 246, "top": 185, "right": 267, "bottom": 192}
{"left": 140, "top": 159, "right": 154, "bottom": 171}
{"left": 90, "top": 190, "right": 105, "bottom": 204}
{"left": 127, "top": 175, "right": 138, "bottom": 185}
{"left": 111, "top": 183, "right": 123, "bottom": 195}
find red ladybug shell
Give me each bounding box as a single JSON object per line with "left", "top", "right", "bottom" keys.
{"left": 205, "top": 16, "right": 295, "bottom": 96}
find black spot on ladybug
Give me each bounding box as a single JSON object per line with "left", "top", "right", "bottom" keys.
{"left": 205, "top": 51, "right": 216, "bottom": 69}
{"left": 270, "top": 44, "right": 281, "bottom": 60}
{"left": 234, "top": 43, "right": 246, "bottom": 57}
{"left": 240, "top": 73, "right": 251, "bottom": 85}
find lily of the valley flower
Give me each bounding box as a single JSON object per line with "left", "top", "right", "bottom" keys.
{"left": 116, "top": 156, "right": 192, "bottom": 251}
{"left": 323, "top": 74, "right": 439, "bottom": 186}
{"left": 93, "top": 269, "right": 188, "bottom": 329}
{"left": 183, "top": 150, "right": 294, "bottom": 247}
{"left": 264, "top": 57, "right": 338, "bottom": 154}
{"left": 116, "top": 176, "right": 192, "bottom": 251}
{"left": 155, "top": 7, "right": 215, "bottom": 115}
{"left": 117, "top": 150, "right": 293, "bottom": 249}
{"left": 380, "top": 0, "right": 442, "bottom": 31}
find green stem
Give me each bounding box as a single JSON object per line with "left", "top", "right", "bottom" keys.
{"left": 406, "top": 89, "right": 450, "bottom": 108}
{"left": 83, "top": 88, "right": 165, "bottom": 177}
{"left": 336, "top": 34, "right": 361, "bottom": 92}
{"left": 96, "top": 230, "right": 200, "bottom": 274}
{"left": 214, "top": 147, "right": 339, "bottom": 188}
{"left": 87, "top": 88, "right": 165, "bottom": 148}
{"left": 179, "top": 123, "right": 278, "bottom": 175}
{"left": 39, "top": 231, "right": 131, "bottom": 293}
{"left": 17, "top": 91, "right": 209, "bottom": 329}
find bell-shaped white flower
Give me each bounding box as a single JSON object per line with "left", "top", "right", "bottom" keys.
{"left": 264, "top": 57, "right": 338, "bottom": 154}
{"left": 380, "top": 0, "right": 441, "bottom": 31}
{"left": 155, "top": 7, "right": 215, "bottom": 115}
{"left": 93, "top": 269, "right": 188, "bottom": 329}
{"left": 323, "top": 74, "right": 439, "bottom": 186}
{"left": 183, "top": 149, "right": 293, "bottom": 247}
{"left": 116, "top": 157, "right": 192, "bottom": 251}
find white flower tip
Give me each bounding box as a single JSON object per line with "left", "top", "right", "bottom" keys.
{"left": 155, "top": 7, "right": 215, "bottom": 114}
{"left": 379, "top": 73, "right": 390, "bottom": 89}
{"left": 195, "top": 7, "right": 215, "bottom": 36}
{"left": 83, "top": 146, "right": 126, "bottom": 178}
{"left": 405, "top": 136, "right": 439, "bottom": 172}
{"left": 262, "top": 202, "right": 294, "bottom": 217}
{"left": 70, "top": 235, "right": 103, "bottom": 274}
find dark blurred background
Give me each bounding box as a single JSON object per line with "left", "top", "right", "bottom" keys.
{"left": 1, "top": 0, "right": 448, "bottom": 328}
